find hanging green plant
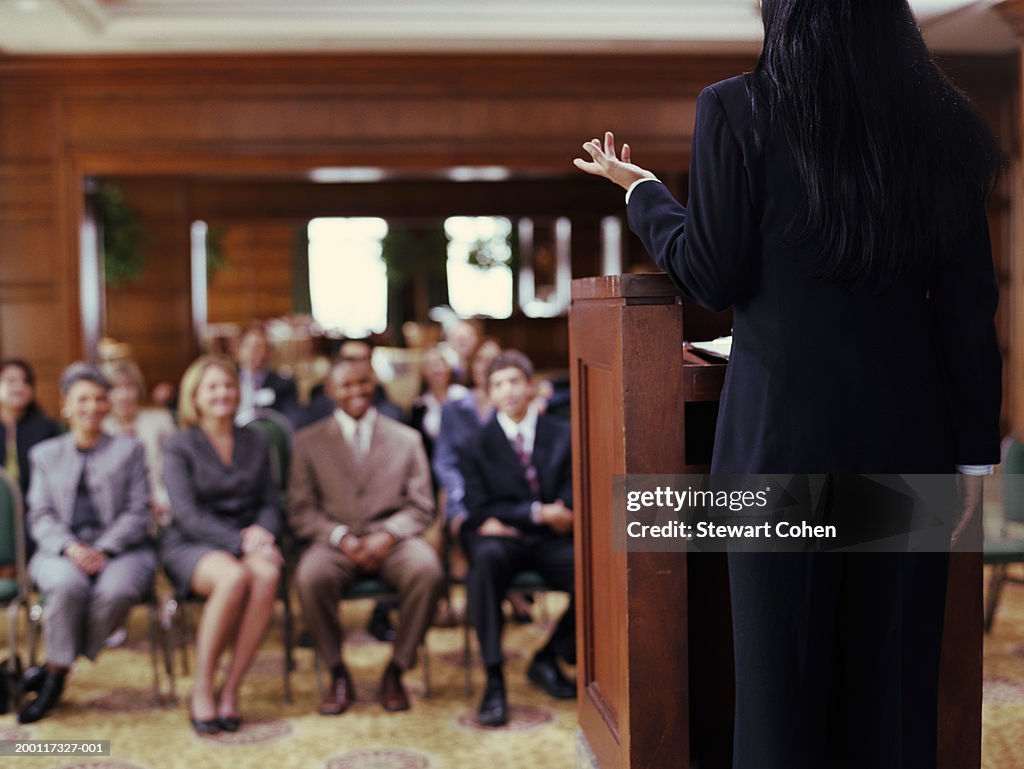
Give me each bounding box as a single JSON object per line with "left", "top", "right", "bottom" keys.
{"left": 205, "top": 224, "right": 227, "bottom": 283}
{"left": 381, "top": 224, "right": 449, "bottom": 283}
{"left": 96, "top": 182, "right": 146, "bottom": 287}
{"left": 466, "top": 221, "right": 517, "bottom": 271}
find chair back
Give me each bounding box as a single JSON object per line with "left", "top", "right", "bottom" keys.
{"left": 0, "top": 468, "right": 27, "bottom": 604}
{"left": 1004, "top": 437, "right": 1024, "bottom": 527}
{"left": 244, "top": 409, "right": 293, "bottom": 491}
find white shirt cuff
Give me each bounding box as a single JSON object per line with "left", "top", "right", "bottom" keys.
{"left": 956, "top": 464, "right": 993, "bottom": 476}
{"left": 329, "top": 524, "right": 350, "bottom": 547}
{"left": 625, "top": 177, "right": 659, "bottom": 204}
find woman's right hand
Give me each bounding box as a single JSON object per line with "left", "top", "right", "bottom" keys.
{"left": 574, "top": 131, "right": 658, "bottom": 191}
{"left": 65, "top": 541, "right": 107, "bottom": 575}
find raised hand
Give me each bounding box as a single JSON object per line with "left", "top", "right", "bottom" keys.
{"left": 573, "top": 131, "right": 657, "bottom": 191}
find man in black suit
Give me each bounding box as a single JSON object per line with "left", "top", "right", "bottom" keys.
{"left": 459, "top": 350, "right": 575, "bottom": 727}
{"left": 234, "top": 323, "right": 299, "bottom": 426}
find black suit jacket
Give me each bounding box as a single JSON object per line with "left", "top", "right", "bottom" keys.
{"left": 0, "top": 407, "right": 62, "bottom": 496}
{"left": 458, "top": 413, "right": 573, "bottom": 536}
{"left": 628, "top": 75, "right": 1001, "bottom": 474}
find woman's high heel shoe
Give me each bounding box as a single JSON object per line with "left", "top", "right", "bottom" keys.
{"left": 190, "top": 714, "right": 222, "bottom": 736}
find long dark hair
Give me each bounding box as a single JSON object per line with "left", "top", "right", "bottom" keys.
{"left": 750, "top": 0, "right": 1000, "bottom": 290}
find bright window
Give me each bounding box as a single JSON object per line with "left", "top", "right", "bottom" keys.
{"left": 308, "top": 217, "right": 388, "bottom": 336}
{"left": 444, "top": 216, "right": 513, "bottom": 319}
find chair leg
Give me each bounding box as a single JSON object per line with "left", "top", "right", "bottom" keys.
{"left": 27, "top": 601, "right": 41, "bottom": 667}
{"left": 422, "top": 636, "right": 432, "bottom": 699}
{"left": 147, "top": 602, "right": 162, "bottom": 706}
{"left": 282, "top": 589, "right": 294, "bottom": 705}
{"left": 984, "top": 564, "right": 1007, "bottom": 634}
{"left": 7, "top": 600, "right": 22, "bottom": 709}
{"left": 161, "top": 600, "right": 177, "bottom": 705}
{"left": 463, "top": 608, "right": 473, "bottom": 697}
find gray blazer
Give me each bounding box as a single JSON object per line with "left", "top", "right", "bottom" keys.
{"left": 27, "top": 433, "right": 152, "bottom": 557}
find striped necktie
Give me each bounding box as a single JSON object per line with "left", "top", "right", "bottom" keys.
{"left": 513, "top": 431, "right": 539, "bottom": 497}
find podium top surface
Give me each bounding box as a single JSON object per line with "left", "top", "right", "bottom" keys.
{"left": 571, "top": 273, "right": 679, "bottom": 303}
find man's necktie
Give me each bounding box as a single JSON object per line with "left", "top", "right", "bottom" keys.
{"left": 352, "top": 421, "right": 366, "bottom": 466}
{"left": 513, "top": 431, "right": 539, "bottom": 497}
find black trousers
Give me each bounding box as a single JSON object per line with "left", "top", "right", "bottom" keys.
{"left": 727, "top": 551, "right": 950, "bottom": 769}
{"left": 462, "top": 532, "right": 575, "bottom": 669}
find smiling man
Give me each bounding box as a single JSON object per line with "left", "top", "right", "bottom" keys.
{"left": 288, "top": 356, "right": 444, "bottom": 716}
{"left": 458, "top": 349, "right": 576, "bottom": 727}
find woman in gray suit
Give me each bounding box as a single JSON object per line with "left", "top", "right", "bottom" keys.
{"left": 161, "top": 355, "right": 282, "bottom": 736}
{"left": 19, "top": 363, "right": 156, "bottom": 724}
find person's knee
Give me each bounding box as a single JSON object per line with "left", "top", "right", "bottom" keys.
{"left": 295, "top": 554, "right": 332, "bottom": 599}
{"left": 468, "top": 539, "right": 508, "bottom": 570}
{"left": 43, "top": 568, "right": 91, "bottom": 605}
{"left": 246, "top": 557, "right": 282, "bottom": 592}
{"left": 212, "top": 560, "right": 252, "bottom": 597}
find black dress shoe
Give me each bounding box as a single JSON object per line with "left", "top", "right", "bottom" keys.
{"left": 21, "top": 665, "right": 47, "bottom": 694}
{"left": 190, "top": 715, "right": 222, "bottom": 736}
{"left": 320, "top": 665, "right": 355, "bottom": 716}
{"left": 379, "top": 663, "right": 410, "bottom": 712}
{"left": 477, "top": 678, "right": 508, "bottom": 727}
{"left": 367, "top": 603, "right": 397, "bottom": 643}
{"left": 217, "top": 715, "right": 241, "bottom": 732}
{"left": 18, "top": 669, "right": 65, "bottom": 724}
{"left": 527, "top": 655, "right": 576, "bottom": 700}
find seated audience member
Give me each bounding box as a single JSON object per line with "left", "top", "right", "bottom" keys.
{"left": 300, "top": 338, "right": 404, "bottom": 428}
{"left": 459, "top": 350, "right": 576, "bottom": 726}
{"left": 433, "top": 337, "right": 502, "bottom": 535}
{"left": 410, "top": 346, "right": 469, "bottom": 465}
{"left": 0, "top": 359, "right": 62, "bottom": 502}
{"left": 288, "top": 355, "right": 443, "bottom": 715}
{"left": 443, "top": 319, "right": 481, "bottom": 386}
{"left": 102, "top": 359, "right": 176, "bottom": 525}
{"left": 19, "top": 363, "right": 156, "bottom": 724}
{"left": 234, "top": 322, "right": 298, "bottom": 426}
{"left": 161, "top": 355, "right": 282, "bottom": 736}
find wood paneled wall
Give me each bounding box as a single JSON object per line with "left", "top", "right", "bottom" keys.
{"left": 206, "top": 221, "right": 296, "bottom": 324}
{"left": 102, "top": 178, "right": 195, "bottom": 394}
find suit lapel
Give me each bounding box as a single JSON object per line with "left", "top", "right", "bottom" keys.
{"left": 358, "top": 417, "right": 389, "bottom": 490}
{"left": 88, "top": 434, "right": 115, "bottom": 526}
{"left": 59, "top": 436, "right": 82, "bottom": 525}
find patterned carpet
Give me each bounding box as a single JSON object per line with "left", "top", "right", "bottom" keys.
{"left": 1, "top": 589, "right": 578, "bottom": 769}
{"left": 4, "top": 577, "right": 1024, "bottom": 769}
{"left": 982, "top": 564, "right": 1024, "bottom": 769}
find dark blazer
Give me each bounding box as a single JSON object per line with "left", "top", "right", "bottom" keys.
{"left": 0, "top": 408, "right": 62, "bottom": 497}
{"left": 162, "top": 426, "right": 281, "bottom": 554}
{"left": 458, "top": 413, "right": 573, "bottom": 536}
{"left": 627, "top": 75, "right": 1001, "bottom": 474}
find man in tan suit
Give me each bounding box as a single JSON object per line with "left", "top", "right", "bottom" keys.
{"left": 288, "top": 357, "right": 444, "bottom": 714}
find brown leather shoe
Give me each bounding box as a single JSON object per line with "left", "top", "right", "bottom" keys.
{"left": 379, "top": 663, "right": 410, "bottom": 712}
{"left": 320, "top": 665, "right": 355, "bottom": 716}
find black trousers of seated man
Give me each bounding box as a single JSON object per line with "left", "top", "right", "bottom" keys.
{"left": 462, "top": 531, "right": 575, "bottom": 668}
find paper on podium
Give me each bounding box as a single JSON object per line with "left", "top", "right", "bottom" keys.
{"left": 688, "top": 336, "right": 732, "bottom": 361}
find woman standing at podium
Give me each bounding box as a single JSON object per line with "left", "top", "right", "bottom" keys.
{"left": 576, "top": 1, "right": 1001, "bottom": 768}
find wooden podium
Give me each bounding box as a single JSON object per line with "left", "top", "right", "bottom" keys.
{"left": 568, "top": 273, "right": 982, "bottom": 769}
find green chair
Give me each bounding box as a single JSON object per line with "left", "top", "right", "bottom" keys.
{"left": 983, "top": 437, "right": 1024, "bottom": 634}
{"left": 0, "top": 469, "right": 29, "bottom": 703}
